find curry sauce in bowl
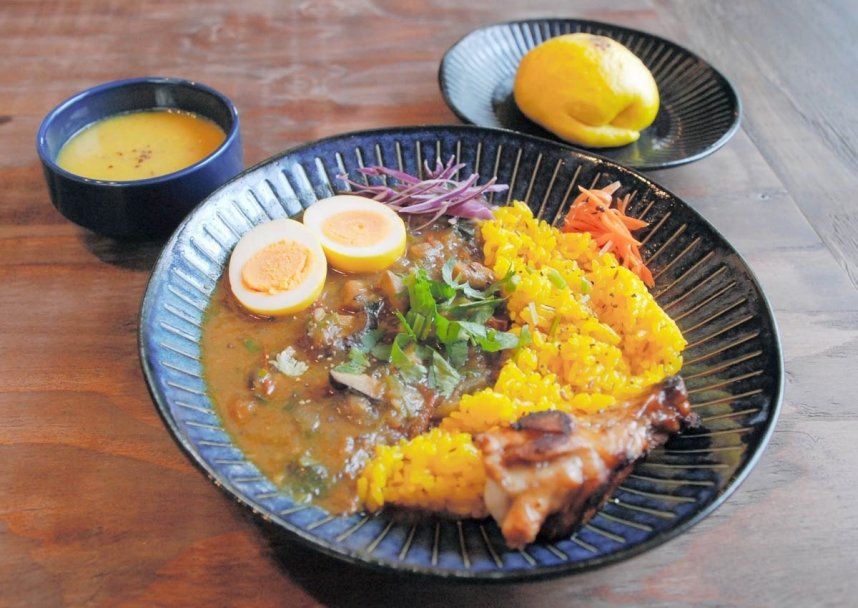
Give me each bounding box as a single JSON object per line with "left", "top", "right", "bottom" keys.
{"left": 56, "top": 108, "right": 226, "bottom": 181}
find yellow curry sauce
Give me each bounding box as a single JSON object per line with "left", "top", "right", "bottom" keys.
{"left": 201, "top": 220, "right": 503, "bottom": 514}
{"left": 56, "top": 109, "right": 225, "bottom": 181}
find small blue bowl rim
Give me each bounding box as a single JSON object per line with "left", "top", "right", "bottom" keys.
{"left": 36, "top": 76, "right": 241, "bottom": 189}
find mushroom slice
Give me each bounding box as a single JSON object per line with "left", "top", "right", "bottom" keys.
{"left": 329, "top": 370, "right": 385, "bottom": 401}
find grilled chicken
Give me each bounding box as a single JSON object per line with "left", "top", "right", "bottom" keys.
{"left": 474, "top": 376, "right": 697, "bottom": 549}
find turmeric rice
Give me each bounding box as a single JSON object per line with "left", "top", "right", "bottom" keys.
{"left": 357, "top": 202, "right": 685, "bottom": 518}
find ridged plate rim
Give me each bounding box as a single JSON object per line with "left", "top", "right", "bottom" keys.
{"left": 139, "top": 124, "right": 781, "bottom": 581}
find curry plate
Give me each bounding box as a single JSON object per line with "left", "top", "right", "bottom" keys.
{"left": 139, "top": 125, "right": 781, "bottom": 580}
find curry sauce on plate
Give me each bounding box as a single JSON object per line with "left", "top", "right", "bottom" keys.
{"left": 201, "top": 219, "right": 501, "bottom": 513}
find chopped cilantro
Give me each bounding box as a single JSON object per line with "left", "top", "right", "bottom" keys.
{"left": 444, "top": 339, "right": 469, "bottom": 368}
{"left": 383, "top": 260, "right": 522, "bottom": 391}
{"left": 332, "top": 347, "right": 371, "bottom": 374}
{"left": 390, "top": 334, "right": 427, "bottom": 383}
{"left": 428, "top": 348, "right": 461, "bottom": 397}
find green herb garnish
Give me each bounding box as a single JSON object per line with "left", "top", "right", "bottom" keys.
{"left": 384, "top": 261, "right": 521, "bottom": 396}
{"left": 332, "top": 328, "right": 384, "bottom": 374}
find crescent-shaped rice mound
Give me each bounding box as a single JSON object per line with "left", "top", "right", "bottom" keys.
{"left": 358, "top": 202, "right": 685, "bottom": 517}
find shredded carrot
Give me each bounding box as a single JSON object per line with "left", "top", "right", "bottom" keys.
{"left": 561, "top": 182, "right": 654, "bottom": 287}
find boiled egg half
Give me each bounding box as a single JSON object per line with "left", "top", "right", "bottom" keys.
{"left": 302, "top": 194, "right": 406, "bottom": 273}
{"left": 228, "top": 218, "right": 327, "bottom": 316}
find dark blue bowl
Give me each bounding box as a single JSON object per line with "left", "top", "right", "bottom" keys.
{"left": 140, "top": 125, "right": 783, "bottom": 581}
{"left": 36, "top": 77, "right": 243, "bottom": 239}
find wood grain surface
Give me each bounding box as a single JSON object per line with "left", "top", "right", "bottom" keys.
{"left": 2, "top": 0, "right": 857, "bottom": 606}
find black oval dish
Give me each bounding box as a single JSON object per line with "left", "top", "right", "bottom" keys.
{"left": 139, "top": 125, "right": 781, "bottom": 581}
{"left": 439, "top": 19, "right": 742, "bottom": 170}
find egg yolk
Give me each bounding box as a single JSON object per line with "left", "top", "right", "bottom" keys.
{"left": 241, "top": 240, "right": 313, "bottom": 294}
{"left": 302, "top": 194, "right": 407, "bottom": 273}
{"left": 321, "top": 210, "right": 392, "bottom": 248}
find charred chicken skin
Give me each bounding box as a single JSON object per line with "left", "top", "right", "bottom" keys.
{"left": 474, "top": 375, "right": 698, "bottom": 549}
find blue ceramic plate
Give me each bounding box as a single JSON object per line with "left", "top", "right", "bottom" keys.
{"left": 439, "top": 19, "right": 742, "bottom": 170}
{"left": 139, "top": 125, "right": 781, "bottom": 580}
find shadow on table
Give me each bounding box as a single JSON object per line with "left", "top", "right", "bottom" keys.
{"left": 252, "top": 515, "right": 563, "bottom": 608}
{"left": 82, "top": 231, "right": 166, "bottom": 272}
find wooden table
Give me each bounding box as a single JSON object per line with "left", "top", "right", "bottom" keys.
{"left": 2, "top": 1, "right": 856, "bottom": 606}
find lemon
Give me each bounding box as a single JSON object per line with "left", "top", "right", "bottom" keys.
{"left": 513, "top": 33, "right": 660, "bottom": 148}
